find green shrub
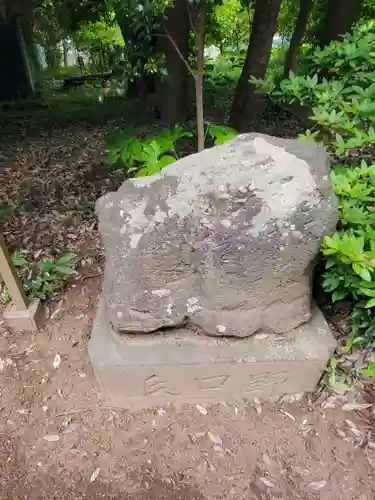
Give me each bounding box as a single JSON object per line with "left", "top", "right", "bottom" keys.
{"left": 107, "top": 123, "right": 238, "bottom": 177}
{"left": 0, "top": 252, "right": 77, "bottom": 302}
{"left": 362, "top": 360, "right": 375, "bottom": 376}
{"left": 107, "top": 124, "right": 192, "bottom": 177}
{"left": 264, "top": 44, "right": 289, "bottom": 87}
{"left": 322, "top": 161, "right": 375, "bottom": 350}
{"left": 252, "top": 22, "right": 375, "bottom": 347}
{"left": 27, "top": 253, "right": 77, "bottom": 299}
{"left": 205, "top": 51, "right": 244, "bottom": 83}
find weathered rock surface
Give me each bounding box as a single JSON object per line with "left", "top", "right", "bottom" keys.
{"left": 97, "top": 133, "right": 338, "bottom": 338}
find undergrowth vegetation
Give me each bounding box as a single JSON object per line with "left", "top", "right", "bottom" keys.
{"left": 0, "top": 252, "right": 77, "bottom": 303}
{"left": 106, "top": 123, "right": 238, "bottom": 177}
{"left": 254, "top": 22, "right": 375, "bottom": 355}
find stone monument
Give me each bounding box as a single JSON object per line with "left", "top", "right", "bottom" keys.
{"left": 89, "top": 133, "right": 338, "bottom": 408}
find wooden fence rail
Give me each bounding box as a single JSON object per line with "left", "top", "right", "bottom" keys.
{"left": 0, "top": 233, "right": 42, "bottom": 331}
{"left": 0, "top": 233, "right": 28, "bottom": 310}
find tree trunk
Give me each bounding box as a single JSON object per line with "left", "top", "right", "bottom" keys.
{"left": 62, "top": 41, "right": 68, "bottom": 67}
{"left": 0, "top": 0, "right": 7, "bottom": 19}
{"left": 8, "top": 0, "right": 34, "bottom": 42}
{"left": 99, "top": 42, "right": 105, "bottom": 75}
{"left": 116, "top": 6, "right": 159, "bottom": 102}
{"left": 45, "top": 46, "right": 60, "bottom": 68}
{"left": 319, "top": 0, "right": 360, "bottom": 47}
{"left": 195, "top": 4, "right": 205, "bottom": 152}
{"left": 229, "top": 0, "right": 282, "bottom": 132}
{"left": 1, "top": 0, "right": 34, "bottom": 43}
{"left": 115, "top": 8, "right": 127, "bottom": 42}
{"left": 157, "top": 0, "right": 190, "bottom": 124}
{"left": 283, "top": 0, "right": 314, "bottom": 78}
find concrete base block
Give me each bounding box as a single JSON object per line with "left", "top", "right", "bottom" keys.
{"left": 3, "top": 299, "right": 43, "bottom": 332}
{"left": 88, "top": 301, "right": 336, "bottom": 409}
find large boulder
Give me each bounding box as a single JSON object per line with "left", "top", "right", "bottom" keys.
{"left": 97, "top": 133, "right": 338, "bottom": 338}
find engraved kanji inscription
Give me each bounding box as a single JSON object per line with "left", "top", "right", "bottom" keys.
{"left": 247, "top": 372, "right": 288, "bottom": 392}
{"left": 196, "top": 374, "right": 229, "bottom": 391}
{"left": 144, "top": 375, "right": 179, "bottom": 396}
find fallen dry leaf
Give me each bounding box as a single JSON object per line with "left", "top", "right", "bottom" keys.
{"left": 43, "top": 434, "right": 60, "bottom": 442}
{"left": 188, "top": 434, "right": 197, "bottom": 445}
{"left": 336, "top": 428, "right": 347, "bottom": 438}
{"left": 0, "top": 126, "right": 115, "bottom": 264}
{"left": 195, "top": 404, "right": 208, "bottom": 415}
{"left": 344, "top": 419, "right": 361, "bottom": 437}
{"left": 259, "top": 477, "right": 276, "bottom": 488}
{"left": 321, "top": 395, "right": 343, "bottom": 410}
{"left": 342, "top": 403, "right": 372, "bottom": 411}
{"left": 331, "top": 382, "right": 351, "bottom": 395}
{"left": 366, "top": 451, "right": 375, "bottom": 470}
{"left": 51, "top": 309, "right": 64, "bottom": 322}
{"left": 207, "top": 431, "right": 222, "bottom": 447}
{"left": 306, "top": 480, "right": 327, "bottom": 491}
{"left": 279, "top": 409, "right": 296, "bottom": 421}
{"left": 349, "top": 427, "right": 362, "bottom": 438}
{"left": 253, "top": 397, "right": 262, "bottom": 414}
{"left": 262, "top": 454, "right": 272, "bottom": 467}
{"left": 53, "top": 354, "right": 61, "bottom": 369}
{"left": 90, "top": 467, "right": 101, "bottom": 483}
{"left": 358, "top": 433, "right": 370, "bottom": 449}
{"left": 344, "top": 419, "right": 358, "bottom": 429}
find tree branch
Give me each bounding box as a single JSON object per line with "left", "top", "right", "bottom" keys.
{"left": 187, "top": 4, "right": 197, "bottom": 36}
{"left": 160, "top": 29, "right": 196, "bottom": 80}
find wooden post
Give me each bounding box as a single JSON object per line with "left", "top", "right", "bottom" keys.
{"left": 0, "top": 233, "right": 29, "bottom": 311}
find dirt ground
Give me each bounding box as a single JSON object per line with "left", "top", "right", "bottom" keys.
{"left": 0, "top": 279, "right": 374, "bottom": 500}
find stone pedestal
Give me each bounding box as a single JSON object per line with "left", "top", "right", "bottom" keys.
{"left": 89, "top": 302, "right": 336, "bottom": 409}
{"left": 89, "top": 133, "right": 339, "bottom": 408}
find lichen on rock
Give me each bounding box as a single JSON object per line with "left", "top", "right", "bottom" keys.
{"left": 97, "top": 133, "right": 338, "bottom": 338}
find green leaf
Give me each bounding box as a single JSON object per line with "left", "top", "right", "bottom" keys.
{"left": 57, "top": 253, "right": 76, "bottom": 265}
{"left": 365, "top": 297, "right": 375, "bottom": 308}
{"left": 12, "top": 252, "right": 27, "bottom": 267}
{"left": 157, "top": 155, "right": 176, "bottom": 168}
{"left": 359, "top": 267, "right": 372, "bottom": 281}
{"left": 108, "top": 149, "right": 120, "bottom": 164}
{"left": 322, "top": 274, "right": 341, "bottom": 291}
{"left": 142, "top": 141, "right": 161, "bottom": 166}
{"left": 330, "top": 356, "right": 337, "bottom": 370}
{"left": 207, "top": 124, "right": 239, "bottom": 145}
{"left": 55, "top": 266, "right": 75, "bottom": 276}
{"left": 322, "top": 248, "right": 338, "bottom": 255}
{"left": 362, "top": 360, "right": 375, "bottom": 376}
{"left": 359, "top": 287, "right": 375, "bottom": 297}
{"left": 323, "top": 235, "right": 339, "bottom": 249}
{"left": 121, "top": 147, "right": 132, "bottom": 166}
{"left": 352, "top": 263, "right": 362, "bottom": 275}
{"left": 136, "top": 164, "right": 162, "bottom": 177}
{"left": 40, "top": 261, "right": 55, "bottom": 272}
{"left": 332, "top": 290, "right": 348, "bottom": 302}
